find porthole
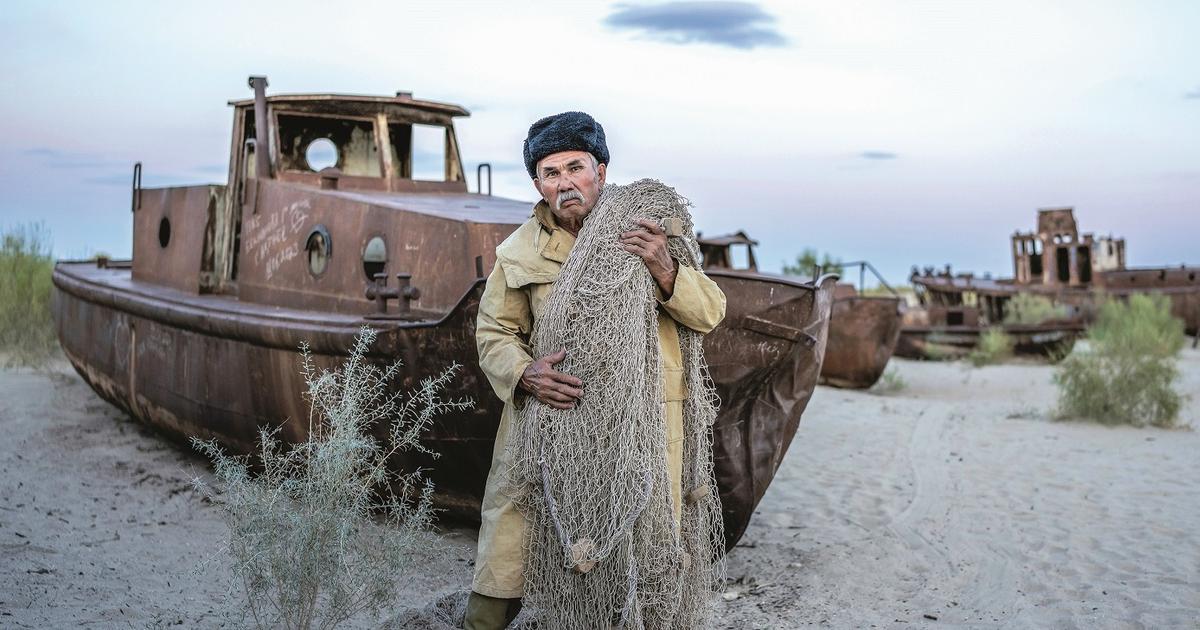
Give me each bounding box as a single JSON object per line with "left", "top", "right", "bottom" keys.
{"left": 305, "top": 225, "right": 332, "bottom": 277}
{"left": 362, "top": 235, "right": 387, "bottom": 280}
{"left": 158, "top": 217, "right": 171, "bottom": 248}
{"left": 305, "top": 138, "right": 338, "bottom": 172}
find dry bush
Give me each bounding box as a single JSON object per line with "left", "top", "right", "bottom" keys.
{"left": 0, "top": 224, "right": 57, "bottom": 366}
{"left": 1054, "top": 294, "right": 1185, "bottom": 427}
{"left": 968, "top": 327, "right": 1013, "bottom": 367}
{"left": 1003, "top": 293, "right": 1067, "bottom": 325}
{"left": 193, "top": 326, "right": 472, "bottom": 629}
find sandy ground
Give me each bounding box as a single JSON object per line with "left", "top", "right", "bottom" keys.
{"left": 2, "top": 349, "right": 1198, "bottom": 628}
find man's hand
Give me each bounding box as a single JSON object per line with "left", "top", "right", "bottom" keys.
{"left": 520, "top": 348, "right": 584, "bottom": 410}
{"left": 619, "top": 219, "right": 678, "bottom": 298}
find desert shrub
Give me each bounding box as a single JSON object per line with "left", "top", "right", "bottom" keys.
{"left": 192, "top": 326, "right": 472, "bottom": 629}
{"left": 870, "top": 366, "right": 907, "bottom": 395}
{"left": 968, "top": 327, "right": 1013, "bottom": 367}
{"left": 0, "top": 224, "right": 57, "bottom": 366}
{"left": 1087, "top": 293, "right": 1185, "bottom": 358}
{"left": 1003, "top": 293, "right": 1067, "bottom": 325}
{"left": 1054, "top": 294, "right": 1185, "bottom": 427}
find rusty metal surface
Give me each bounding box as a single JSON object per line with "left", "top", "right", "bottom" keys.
{"left": 819, "top": 295, "right": 902, "bottom": 389}
{"left": 228, "top": 180, "right": 521, "bottom": 315}
{"left": 703, "top": 271, "right": 836, "bottom": 548}
{"left": 132, "top": 185, "right": 223, "bottom": 294}
{"left": 53, "top": 261, "right": 836, "bottom": 549}
{"left": 226, "top": 92, "right": 470, "bottom": 118}
{"left": 894, "top": 321, "right": 1081, "bottom": 361}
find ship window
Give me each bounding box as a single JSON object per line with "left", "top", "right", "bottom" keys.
{"left": 158, "top": 217, "right": 171, "bottom": 248}
{"left": 277, "top": 114, "right": 381, "bottom": 177}
{"left": 729, "top": 244, "right": 751, "bottom": 270}
{"left": 1056, "top": 247, "right": 1070, "bottom": 283}
{"left": 306, "top": 226, "right": 332, "bottom": 277}
{"left": 411, "top": 124, "right": 446, "bottom": 181}
{"left": 362, "top": 235, "right": 387, "bottom": 280}
{"left": 305, "top": 138, "right": 338, "bottom": 172}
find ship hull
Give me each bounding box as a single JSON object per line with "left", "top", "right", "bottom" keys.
{"left": 52, "top": 262, "right": 835, "bottom": 550}
{"left": 895, "top": 324, "right": 1080, "bottom": 361}
{"left": 819, "top": 296, "right": 902, "bottom": 389}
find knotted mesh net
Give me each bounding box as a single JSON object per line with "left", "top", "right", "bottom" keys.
{"left": 502, "top": 179, "right": 724, "bottom": 629}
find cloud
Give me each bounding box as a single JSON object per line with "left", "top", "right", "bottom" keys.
{"left": 860, "top": 151, "right": 898, "bottom": 160}
{"left": 23, "top": 147, "right": 114, "bottom": 169}
{"left": 604, "top": 2, "right": 786, "bottom": 50}
{"left": 1185, "top": 86, "right": 1200, "bottom": 100}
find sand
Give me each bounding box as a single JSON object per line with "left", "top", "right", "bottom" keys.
{"left": 2, "top": 350, "right": 1198, "bottom": 628}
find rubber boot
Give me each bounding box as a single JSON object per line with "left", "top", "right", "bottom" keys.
{"left": 463, "top": 591, "right": 522, "bottom": 630}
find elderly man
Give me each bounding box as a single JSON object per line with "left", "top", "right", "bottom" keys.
{"left": 464, "top": 112, "right": 726, "bottom": 630}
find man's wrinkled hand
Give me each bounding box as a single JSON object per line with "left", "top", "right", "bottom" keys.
{"left": 619, "top": 218, "right": 678, "bottom": 297}
{"left": 520, "top": 348, "right": 584, "bottom": 410}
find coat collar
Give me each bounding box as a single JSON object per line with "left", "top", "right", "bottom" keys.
{"left": 533, "top": 200, "right": 574, "bottom": 264}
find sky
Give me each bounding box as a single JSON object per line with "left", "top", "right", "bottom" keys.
{"left": 1, "top": 0, "right": 1197, "bottom": 283}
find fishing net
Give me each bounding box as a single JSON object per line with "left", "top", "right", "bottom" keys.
{"left": 502, "top": 179, "right": 725, "bottom": 629}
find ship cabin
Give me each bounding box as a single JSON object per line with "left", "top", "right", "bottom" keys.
{"left": 129, "top": 77, "right": 531, "bottom": 322}
{"left": 697, "top": 231, "right": 759, "bottom": 272}
{"left": 1010, "top": 207, "right": 1126, "bottom": 288}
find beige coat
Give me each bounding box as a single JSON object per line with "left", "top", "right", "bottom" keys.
{"left": 472, "top": 201, "right": 727, "bottom": 598}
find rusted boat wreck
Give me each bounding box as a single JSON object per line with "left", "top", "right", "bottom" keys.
{"left": 900, "top": 207, "right": 1198, "bottom": 359}
{"left": 895, "top": 293, "right": 1082, "bottom": 360}
{"left": 51, "top": 77, "right": 836, "bottom": 549}
{"left": 697, "top": 234, "right": 900, "bottom": 388}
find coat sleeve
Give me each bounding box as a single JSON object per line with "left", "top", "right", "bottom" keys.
{"left": 476, "top": 263, "right": 534, "bottom": 404}
{"left": 657, "top": 264, "right": 727, "bottom": 334}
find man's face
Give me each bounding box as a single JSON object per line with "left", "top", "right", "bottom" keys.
{"left": 532, "top": 150, "right": 606, "bottom": 226}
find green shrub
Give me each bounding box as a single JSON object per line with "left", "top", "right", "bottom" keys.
{"left": 921, "top": 342, "right": 957, "bottom": 361}
{"left": 782, "top": 248, "right": 844, "bottom": 277}
{"left": 0, "top": 224, "right": 57, "bottom": 366}
{"left": 1003, "top": 293, "right": 1067, "bottom": 325}
{"left": 870, "top": 366, "right": 907, "bottom": 395}
{"left": 1087, "top": 293, "right": 1185, "bottom": 358}
{"left": 968, "top": 327, "right": 1013, "bottom": 367}
{"left": 1054, "top": 294, "right": 1185, "bottom": 427}
{"left": 192, "top": 327, "right": 471, "bottom": 629}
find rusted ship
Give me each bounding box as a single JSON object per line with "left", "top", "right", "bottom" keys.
{"left": 900, "top": 207, "right": 1198, "bottom": 359}
{"left": 895, "top": 297, "right": 1082, "bottom": 360}
{"left": 51, "top": 77, "right": 836, "bottom": 549}
{"left": 697, "top": 234, "right": 900, "bottom": 388}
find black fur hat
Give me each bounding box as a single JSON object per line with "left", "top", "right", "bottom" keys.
{"left": 523, "top": 111, "right": 609, "bottom": 178}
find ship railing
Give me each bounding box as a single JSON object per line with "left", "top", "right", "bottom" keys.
{"left": 476, "top": 163, "right": 492, "bottom": 196}
{"left": 838, "top": 260, "right": 900, "bottom": 298}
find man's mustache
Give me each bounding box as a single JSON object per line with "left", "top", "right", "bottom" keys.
{"left": 556, "top": 190, "right": 584, "bottom": 210}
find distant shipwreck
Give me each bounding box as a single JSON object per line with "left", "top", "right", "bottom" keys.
{"left": 900, "top": 207, "right": 1198, "bottom": 359}
{"left": 697, "top": 232, "right": 901, "bottom": 389}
